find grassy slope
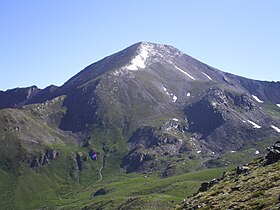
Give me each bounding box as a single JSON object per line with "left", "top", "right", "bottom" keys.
{"left": 0, "top": 138, "right": 232, "bottom": 210}
{"left": 175, "top": 159, "right": 280, "bottom": 210}
{"left": 41, "top": 166, "right": 232, "bottom": 210}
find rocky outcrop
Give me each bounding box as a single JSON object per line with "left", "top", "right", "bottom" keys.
{"left": 265, "top": 141, "right": 280, "bottom": 165}
{"left": 160, "top": 120, "right": 187, "bottom": 132}
{"left": 121, "top": 126, "right": 185, "bottom": 173}
{"left": 92, "top": 188, "right": 107, "bottom": 197}
{"left": 184, "top": 90, "right": 226, "bottom": 136}
{"left": 235, "top": 165, "right": 250, "bottom": 175}
{"left": 121, "top": 147, "right": 156, "bottom": 173}
{"left": 30, "top": 149, "right": 59, "bottom": 168}
{"left": 198, "top": 179, "right": 219, "bottom": 192}
{"left": 129, "top": 126, "right": 183, "bottom": 150}
{"left": 76, "top": 153, "right": 83, "bottom": 171}
{"left": 229, "top": 93, "right": 255, "bottom": 111}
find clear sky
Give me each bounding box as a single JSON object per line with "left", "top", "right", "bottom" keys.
{"left": 1, "top": 0, "right": 279, "bottom": 91}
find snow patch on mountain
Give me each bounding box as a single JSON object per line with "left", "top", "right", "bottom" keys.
{"left": 172, "top": 95, "right": 178, "bottom": 102}
{"left": 174, "top": 66, "right": 195, "bottom": 80}
{"left": 126, "top": 44, "right": 151, "bottom": 70}
{"left": 271, "top": 125, "right": 280, "bottom": 133}
{"left": 252, "top": 95, "right": 264, "bottom": 103}
{"left": 247, "top": 120, "right": 261, "bottom": 129}
{"left": 276, "top": 104, "right": 280, "bottom": 108}
{"left": 187, "top": 92, "right": 191, "bottom": 97}
{"left": 161, "top": 86, "right": 177, "bottom": 102}
{"left": 255, "top": 150, "right": 260, "bottom": 155}
{"left": 202, "top": 72, "right": 212, "bottom": 81}
{"left": 112, "top": 69, "right": 125, "bottom": 76}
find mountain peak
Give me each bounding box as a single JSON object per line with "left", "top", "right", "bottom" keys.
{"left": 126, "top": 42, "right": 153, "bottom": 71}
{"left": 125, "top": 41, "right": 184, "bottom": 71}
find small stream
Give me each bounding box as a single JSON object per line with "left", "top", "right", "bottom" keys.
{"left": 96, "top": 144, "right": 107, "bottom": 183}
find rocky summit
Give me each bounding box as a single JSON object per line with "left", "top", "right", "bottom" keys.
{"left": 0, "top": 42, "right": 280, "bottom": 209}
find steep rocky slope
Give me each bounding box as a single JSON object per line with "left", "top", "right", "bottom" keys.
{"left": 175, "top": 142, "right": 280, "bottom": 210}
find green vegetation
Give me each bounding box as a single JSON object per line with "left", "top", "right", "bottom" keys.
{"left": 0, "top": 98, "right": 233, "bottom": 209}
{"left": 263, "top": 101, "right": 280, "bottom": 118}
{"left": 0, "top": 161, "right": 231, "bottom": 210}
{"left": 176, "top": 159, "right": 280, "bottom": 210}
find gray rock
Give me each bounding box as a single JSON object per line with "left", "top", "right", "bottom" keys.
{"left": 236, "top": 166, "right": 250, "bottom": 175}
{"left": 265, "top": 141, "right": 280, "bottom": 165}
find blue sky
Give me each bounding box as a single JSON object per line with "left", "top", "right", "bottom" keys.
{"left": 0, "top": 0, "right": 279, "bottom": 91}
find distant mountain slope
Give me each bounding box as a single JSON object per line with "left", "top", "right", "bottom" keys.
{"left": 0, "top": 85, "right": 40, "bottom": 109}
{"left": 0, "top": 85, "right": 58, "bottom": 109}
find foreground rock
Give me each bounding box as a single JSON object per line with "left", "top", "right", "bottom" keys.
{"left": 265, "top": 141, "right": 280, "bottom": 165}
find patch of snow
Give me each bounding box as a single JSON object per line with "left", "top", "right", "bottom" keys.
{"left": 211, "top": 101, "right": 217, "bottom": 107}
{"left": 276, "top": 104, "right": 280, "bottom": 108}
{"left": 172, "top": 118, "right": 178, "bottom": 121}
{"left": 126, "top": 44, "right": 151, "bottom": 70}
{"left": 112, "top": 69, "right": 127, "bottom": 76}
{"left": 271, "top": 125, "right": 280, "bottom": 133}
{"left": 161, "top": 86, "right": 177, "bottom": 102}
{"left": 230, "top": 150, "right": 236, "bottom": 153}
{"left": 202, "top": 72, "right": 212, "bottom": 80}
{"left": 187, "top": 92, "right": 191, "bottom": 97}
{"left": 174, "top": 66, "right": 195, "bottom": 80}
{"left": 242, "top": 120, "right": 247, "bottom": 123}
{"left": 162, "top": 86, "right": 167, "bottom": 92}
{"left": 212, "top": 152, "right": 215, "bottom": 154}
{"left": 247, "top": 120, "right": 262, "bottom": 129}
{"left": 197, "top": 150, "right": 201, "bottom": 154}
{"left": 252, "top": 95, "right": 264, "bottom": 103}
{"left": 255, "top": 150, "right": 260, "bottom": 155}
{"left": 172, "top": 95, "right": 177, "bottom": 102}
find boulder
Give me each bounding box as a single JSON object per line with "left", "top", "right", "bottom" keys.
{"left": 198, "top": 178, "right": 219, "bottom": 192}
{"left": 265, "top": 141, "right": 280, "bottom": 165}
{"left": 236, "top": 166, "right": 250, "bottom": 175}
{"left": 92, "top": 188, "right": 107, "bottom": 197}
